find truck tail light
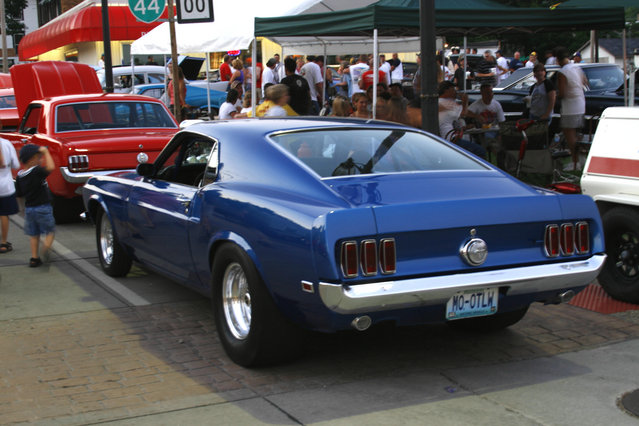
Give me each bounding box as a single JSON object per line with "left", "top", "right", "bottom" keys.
{"left": 544, "top": 224, "right": 560, "bottom": 257}
{"left": 341, "top": 241, "right": 358, "bottom": 278}
{"left": 560, "top": 223, "right": 575, "bottom": 255}
{"left": 68, "top": 155, "right": 89, "bottom": 172}
{"left": 360, "top": 240, "right": 377, "bottom": 276}
{"left": 575, "top": 222, "right": 590, "bottom": 254}
{"left": 379, "top": 238, "right": 396, "bottom": 274}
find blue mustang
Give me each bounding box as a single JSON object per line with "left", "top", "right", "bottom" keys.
{"left": 134, "top": 81, "right": 228, "bottom": 117}
{"left": 82, "top": 118, "right": 606, "bottom": 366}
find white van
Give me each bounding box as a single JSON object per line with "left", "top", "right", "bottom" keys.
{"left": 580, "top": 107, "right": 639, "bottom": 304}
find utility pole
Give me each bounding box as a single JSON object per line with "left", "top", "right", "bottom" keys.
{"left": 167, "top": 0, "right": 181, "bottom": 122}
{"left": 101, "top": 0, "right": 113, "bottom": 92}
{"left": 1, "top": 0, "right": 8, "bottom": 73}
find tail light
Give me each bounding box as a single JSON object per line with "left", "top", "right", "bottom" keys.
{"left": 560, "top": 223, "right": 575, "bottom": 255}
{"left": 379, "top": 238, "right": 396, "bottom": 274}
{"left": 340, "top": 241, "right": 358, "bottom": 278}
{"left": 575, "top": 222, "right": 590, "bottom": 254}
{"left": 68, "top": 155, "right": 89, "bottom": 172}
{"left": 544, "top": 224, "right": 560, "bottom": 257}
{"left": 545, "top": 222, "right": 590, "bottom": 257}
{"left": 360, "top": 240, "right": 377, "bottom": 276}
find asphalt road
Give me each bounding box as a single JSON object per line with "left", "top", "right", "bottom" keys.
{"left": 1, "top": 215, "right": 639, "bottom": 425}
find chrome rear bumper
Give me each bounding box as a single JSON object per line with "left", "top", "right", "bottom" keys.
{"left": 319, "top": 254, "right": 606, "bottom": 314}
{"left": 60, "top": 167, "right": 134, "bottom": 184}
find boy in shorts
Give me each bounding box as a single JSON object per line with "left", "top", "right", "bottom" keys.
{"left": 14, "top": 144, "right": 55, "bottom": 267}
{"left": 0, "top": 137, "right": 20, "bottom": 253}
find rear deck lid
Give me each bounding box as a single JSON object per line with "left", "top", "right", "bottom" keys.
{"left": 10, "top": 61, "right": 102, "bottom": 117}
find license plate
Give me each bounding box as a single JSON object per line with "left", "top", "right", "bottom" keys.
{"left": 446, "top": 287, "right": 498, "bottom": 320}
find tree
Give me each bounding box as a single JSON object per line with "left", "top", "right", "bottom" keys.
{"left": 5, "top": 0, "right": 27, "bottom": 35}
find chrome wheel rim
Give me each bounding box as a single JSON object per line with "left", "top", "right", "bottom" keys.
{"left": 99, "top": 214, "right": 114, "bottom": 266}
{"left": 614, "top": 231, "right": 639, "bottom": 279}
{"left": 222, "top": 262, "right": 251, "bottom": 340}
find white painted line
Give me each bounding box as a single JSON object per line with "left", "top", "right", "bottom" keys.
{"left": 11, "top": 215, "right": 150, "bottom": 306}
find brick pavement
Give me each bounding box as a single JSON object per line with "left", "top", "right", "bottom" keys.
{"left": 1, "top": 300, "right": 638, "bottom": 424}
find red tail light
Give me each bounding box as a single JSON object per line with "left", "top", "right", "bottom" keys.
{"left": 575, "top": 221, "right": 590, "bottom": 254}
{"left": 544, "top": 225, "right": 560, "bottom": 257}
{"left": 379, "top": 238, "right": 396, "bottom": 274}
{"left": 560, "top": 223, "right": 575, "bottom": 256}
{"left": 68, "top": 155, "right": 89, "bottom": 172}
{"left": 341, "top": 241, "right": 358, "bottom": 278}
{"left": 360, "top": 240, "right": 377, "bottom": 276}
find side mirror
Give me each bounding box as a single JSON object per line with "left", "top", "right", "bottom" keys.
{"left": 136, "top": 163, "right": 154, "bottom": 177}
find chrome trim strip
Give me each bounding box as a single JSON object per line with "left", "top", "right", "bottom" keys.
{"left": 60, "top": 167, "right": 134, "bottom": 184}
{"left": 319, "top": 254, "right": 606, "bottom": 314}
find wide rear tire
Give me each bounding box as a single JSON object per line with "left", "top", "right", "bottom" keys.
{"left": 96, "top": 208, "right": 132, "bottom": 277}
{"left": 211, "top": 243, "right": 301, "bottom": 367}
{"left": 598, "top": 207, "right": 639, "bottom": 304}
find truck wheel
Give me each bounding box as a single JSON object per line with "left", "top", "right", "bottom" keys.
{"left": 96, "top": 208, "right": 132, "bottom": 277}
{"left": 447, "top": 305, "right": 529, "bottom": 332}
{"left": 211, "top": 243, "right": 301, "bottom": 367}
{"left": 598, "top": 207, "right": 639, "bottom": 304}
{"left": 52, "top": 195, "right": 84, "bottom": 224}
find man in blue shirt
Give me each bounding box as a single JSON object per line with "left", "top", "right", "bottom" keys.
{"left": 509, "top": 51, "right": 525, "bottom": 72}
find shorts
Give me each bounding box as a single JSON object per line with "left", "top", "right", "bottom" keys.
{"left": 0, "top": 193, "right": 19, "bottom": 216}
{"left": 561, "top": 114, "right": 584, "bottom": 129}
{"left": 24, "top": 204, "right": 55, "bottom": 236}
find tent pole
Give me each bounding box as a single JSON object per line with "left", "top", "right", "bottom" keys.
{"left": 206, "top": 52, "right": 211, "bottom": 117}
{"left": 373, "top": 29, "right": 378, "bottom": 119}
{"left": 463, "top": 36, "right": 467, "bottom": 92}
{"left": 251, "top": 38, "right": 257, "bottom": 117}
{"left": 420, "top": 0, "right": 438, "bottom": 135}
{"left": 323, "top": 42, "right": 327, "bottom": 113}
{"left": 623, "top": 28, "right": 628, "bottom": 106}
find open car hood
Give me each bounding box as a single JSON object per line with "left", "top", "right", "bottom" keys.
{"left": 0, "top": 73, "right": 11, "bottom": 89}
{"left": 178, "top": 56, "right": 204, "bottom": 81}
{"left": 10, "top": 61, "right": 102, "bottom": 117}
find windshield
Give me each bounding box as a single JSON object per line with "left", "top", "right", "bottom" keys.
{"left": 584, "top": 66, "right": 624, "bottom": 91}
{"left": 55, "top": 101, "right": 177, "bottom": 132}
{"left": 271, "top": 129, "right": 486, "bottom": 178}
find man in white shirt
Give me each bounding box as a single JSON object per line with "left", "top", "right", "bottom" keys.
{"left": 349, "top": 55, "right": 369, "bottom": 94}
{"left": 0, "top": 137, "right": 20, "bottom": 253}
{"left": 389, "top": 53, "right": 404, "bottom": 84}
{"left": 379, "top": 54, "right": 392, "bottom": 86}
{"left": 261, "top": 58, "right": 278, "bottom": 98}
{"left": 467, "top": 83, "right": 506, "bottom": 125}
{"left": 495, "top": 50, "right": 510, "bottom": 83}
{"left": 300, "top": 55, "right": 324, "bottom": 115}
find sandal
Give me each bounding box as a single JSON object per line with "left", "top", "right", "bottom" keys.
{"left": 29, "top": 257, "right": 42, "bottom": 268}
{"left": 0, "top": 242, "right": 12, "bottom": 253}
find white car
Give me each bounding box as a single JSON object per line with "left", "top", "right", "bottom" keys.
{"left": 96, "top": 65, "right": 168, "bottom": 93}
{"left": 580, "top": 106, "right": 639, "bottom": 304}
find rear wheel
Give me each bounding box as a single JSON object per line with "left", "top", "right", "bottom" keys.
{"left": 211, "top": 243, "right": 301, "bottom": 367}
{"left": 96, "top": 208, "right": 132, "bottom": 277}
{"left": 598, "top": 207, "right": 639, "bottom": 304}
{"left": 447, "top": 305, "right": 529, "bottom": 332}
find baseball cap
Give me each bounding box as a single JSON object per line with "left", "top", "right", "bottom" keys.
{"left": 495, "top": 50, "right": 502, "bottom": 54}
{"left": 19, "top": 144, "right": 41, "bottom": 164}
{"left": 530, "top": 51, "right": 537, "bottom": 56}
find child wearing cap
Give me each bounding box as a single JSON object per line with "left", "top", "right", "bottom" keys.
{"left": 14, "top": 144, "right": 55, "bottom": 267}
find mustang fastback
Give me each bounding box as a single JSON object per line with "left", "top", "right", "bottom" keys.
{"left": 82, "top": 118, "right": 606, "bottom": 366}
{"left": 1, "top": 61, "right": 178, "bottom": 222}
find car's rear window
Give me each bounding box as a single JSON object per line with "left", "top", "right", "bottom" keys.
{"left": 55, "top": 101, "right": 177, "bottom": 132}
{"left": 0, "top": 94, "right": 16, "bottom": 109}
{"left": 270, "top": 128, "right": 486, "bottom": 177}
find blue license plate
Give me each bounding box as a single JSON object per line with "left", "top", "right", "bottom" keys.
{"left": 446, "top": 287, "right": 498, "bottom": 320}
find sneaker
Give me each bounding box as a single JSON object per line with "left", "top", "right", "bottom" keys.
{"left": 29, "top": 257, "right": 43, "bottom": 268}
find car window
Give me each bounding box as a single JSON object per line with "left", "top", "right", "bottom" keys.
{"left": 139, "top": 88, "right": 163, "bottom": 99}
{"left": 0, "top": 95, "right": 16, "bottom": 109}
{"left": 583, "top": 66, "right": 624, "bottom": 91}
{"left": 155, "top": 136, "right": 216, "bottom": 186}
{"left": 20, "top": 104, "right": 42, "bottom": 134}
{"left": 55, "top": 101, "right": 177, "bottom": 132}
{"left": 147, "top": 73, "right": 166, "bottom": 84}
{"left": 270, "top": 129, "right": 486, "bottom": 178}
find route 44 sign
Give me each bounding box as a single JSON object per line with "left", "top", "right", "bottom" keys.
{"left": 129, "top": 0, "right": 166, "bottom": 23}
{"left": 176, "top": 0, "right": 214, "bottom": 23}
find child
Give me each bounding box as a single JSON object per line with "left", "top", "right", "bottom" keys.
{"left": 0, "top": 137, "right": 20, "bottom": 253}
{"left": 14, "top": 144, "right": 55, "bottom": 267}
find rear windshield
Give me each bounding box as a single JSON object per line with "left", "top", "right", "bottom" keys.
{"left": 55, "top": 101, "right": 177, "bottom": 132}
{"left": 270, "top": 128, "right": 486, "bottom": 178}
{"left": 0, "top": 94, "right": 16, "bottom": 109}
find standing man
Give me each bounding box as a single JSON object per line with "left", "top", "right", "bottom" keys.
{"left": 273, "top": 53, "right": 284, "bottom": 82}
{"left": 495, "top": 50, "right": 510, "bottom": 83}
{"left": 476, "top": 50, "right": 497, "bottom": 87}
{"left": 98, "top": 54, "right": 105, "bottom": 69}
{"left": 0, "top": 136, "right": 19, "bottom": 254}
{"left": 525, "top": 52, "right": 539, "bottom": 68}
{"left": 261, "top": 58, "right": 278, "bottom": 98}
{"left": 349, "top": 54, "right": 369, "bottom": 95}
{"left": 219, "top": 55, "right": 232, "bottom": 82}
{"left": 509, "top": 51, "right": 524, "bottom": 72}
{"left": 281, "top": 56, "right": 311, "bottom": 115}
{"left": 388, "top": 53, "right": 404, "bottom": 84}
{"left": 379, "top": 54, "right": 392, "bottom": 86}
{"left": 300, "top": 55, "right": 324, "bottom": 115}
{"left": 555, "top": 46, "right": 587, "bottom": 170}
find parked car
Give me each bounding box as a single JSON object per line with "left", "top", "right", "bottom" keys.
{"left": 581, "top": 107, "right": 639, "bottom": 304}
{"left": 2, "top": 61, "right": 178, "bottom": 222}
{"left": 467, "top": 63, "right": 636, "bottom": 121}
{"left": 82, "top": 117, "right": 606, "bottom": 366}
{"left": 0, "top": 88, "right": 19, "bottom": 130}
{"left": 134, "top": 81, "right": 228, "bottom": 117}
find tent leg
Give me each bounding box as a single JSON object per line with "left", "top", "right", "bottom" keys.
{"left": 251, "top": 38, "right": 257, "bottom": 117}
{"left": 206, "top": 52, "right": 211, "bottom": 117}
{"left": 463, "top": 36, "right": 467, "bottom": 91}
{"left": 623, "top": 29, "right": 628, "bottom": 106}
{"left": 373, "top": 28, "right": 378, "bottom": 119}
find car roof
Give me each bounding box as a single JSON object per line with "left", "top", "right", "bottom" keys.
{"left": 31, "top": 92, "right": 169, "bottom": 106}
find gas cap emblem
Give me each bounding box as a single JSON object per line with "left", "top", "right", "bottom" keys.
{"left": 460, "top": 236, "right": 488, "bottom": 266}
{"left": 137, "top": 152, "right": 149, "bottom": 163}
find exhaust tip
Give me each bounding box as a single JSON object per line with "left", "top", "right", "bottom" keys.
{"left": 559, "top": 290, "right": 575, "bottom": 303}
{"left": 351, "top": 316, "right": 372, "bottom": 331}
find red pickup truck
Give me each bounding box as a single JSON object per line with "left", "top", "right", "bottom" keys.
{"left": 1, "top": 61, "right": 178, "bottom": 222}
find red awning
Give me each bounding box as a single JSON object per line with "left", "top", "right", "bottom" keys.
{"left": 19, "top": 4, "right": 170, "bottom": 60}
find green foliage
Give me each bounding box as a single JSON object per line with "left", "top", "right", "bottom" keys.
{"left": 4, "top": 0, "right": 27, "bottom": 35}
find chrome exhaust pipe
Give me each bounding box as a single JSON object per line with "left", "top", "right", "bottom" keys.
{"left": 559, "top": 290, "right": 575, "bottom": 303}
{"left": 351, "top": 316, "right": 372, "bottom": 331}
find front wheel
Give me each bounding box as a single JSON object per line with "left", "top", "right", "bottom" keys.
{"left": 447, "top": 305, "right": 529, "bottom": 332}
{"left": 598, "top": 207, "right": 639, "bottom": 304}
{"left": 96, "top": 208, "right": 132, "bottom": 277}
{"left": 211, "top": 243, "right": 301, "bottom": 367}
